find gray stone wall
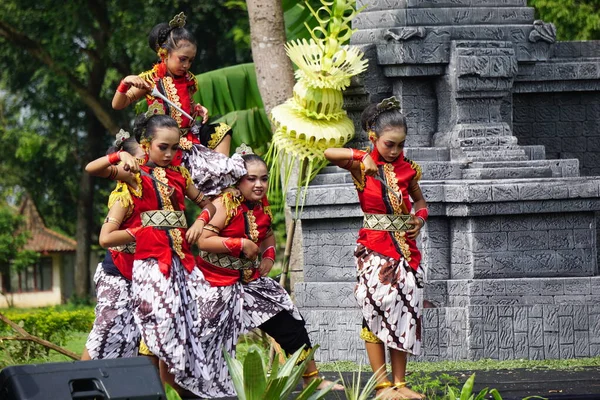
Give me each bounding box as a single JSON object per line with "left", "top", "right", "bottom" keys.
{"left": 513, "top": 92, "right": 600, "bottom": 176}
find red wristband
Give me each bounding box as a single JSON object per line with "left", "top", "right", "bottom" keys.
{"left": 117, "top": 80, "right": 130, "bottom": 94}
{"left": 223, "top": 237, "right": 243, "bottom": 258}
{"left": 414, "top": 208, "right": 429, "bottom": 222}
{"left": 197, "top": 208, "right": 211, "bottom": 224}
{"left": 351, "top": 148, "right": 368, "bottom": 161}
{"left": 107, "top": 151, "right": 122, "bottom": 165}
{"left": 262, "top": 246, "right": 275, "bottom": 262}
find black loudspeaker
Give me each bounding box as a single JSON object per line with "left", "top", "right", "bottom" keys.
{"left": 0, "top": 356, "right": 166, "bottom": 400}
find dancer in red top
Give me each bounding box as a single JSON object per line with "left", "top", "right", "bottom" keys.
{"left": 325, "top": 97, "right": 427, "bottom": 400}
{"left": 193, "top": 150, "right": 343, "bottom": 398}
{"left": 112, "top": 12, "right": 246, "bottom": 196}
{"left": 86, "top": 111, "right": 216, "bottom": 396}
{"left": 81, "top": 131, "right": 145, "bottom": 361}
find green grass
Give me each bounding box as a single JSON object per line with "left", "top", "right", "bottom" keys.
{"left": 318, "top": 356, "right": 600, "bottom": 373}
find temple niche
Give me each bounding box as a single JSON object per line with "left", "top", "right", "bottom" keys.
{"left": 291, "top": 0, "right": 600, "bottom": 362}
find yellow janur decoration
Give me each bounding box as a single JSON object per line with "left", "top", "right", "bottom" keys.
{"left": 265, "top": 0, "right": 367, "bottom": 213}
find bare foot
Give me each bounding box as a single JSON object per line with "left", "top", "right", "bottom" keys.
{"left": 375, "top": 386, "right": 404, "bottom": 400}
{"left": 303, "top": 377, "right": 344, "bottom": 391}
{"left": 395, "top": 385, "right": 426, "bottom": 400}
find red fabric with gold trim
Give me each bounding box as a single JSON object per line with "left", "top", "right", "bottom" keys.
{"left": 140, "top": 65, "right": 199, "bottom": 166}
{"left": 132, "top": 164, "right": 196, "bottom": 276}
{"left": 356, "top": 147, "right": 422, "bottom": 270}
{"left": 195, "top": 257, "right": 260, "bottom": 287}
{"left": 197, "top": 196, "right": 271, "bottom": 286}
{"left": 109, "top": 206, "right": 140, "bottom": 280}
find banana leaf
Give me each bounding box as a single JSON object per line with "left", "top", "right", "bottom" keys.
{"left": 193, "top": 63, "right": 271, "bottom": 156}
{"left": 283, "top": 0, "right": 321, "bottom": 43}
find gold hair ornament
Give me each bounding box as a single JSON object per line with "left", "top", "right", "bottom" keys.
{"left": 145, "top": 100, "right": 166, "bottom": 119}
{"left": 235, "top": 143, "right": 254, "bottom": 156}
{"left": 157, "top": 47, "right": 168, "bottom": 59}
{"left": 114, "top": 129, "right": 131, "bottom": 148}
{"left": 368, "top": 130, "right": 377, "bottom": 141}
{"left": 369, "top": 96, "right": 402, "bottom": 129}
{"left": 169, "top": 12, "right": 186, "bottom": 28}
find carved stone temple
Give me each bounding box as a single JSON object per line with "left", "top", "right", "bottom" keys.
{"left": 290, "top": 0, "right": 600, "bottom": 362}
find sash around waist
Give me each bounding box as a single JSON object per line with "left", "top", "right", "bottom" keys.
{"left": 198, "top": 251, "right": 258, "bottom": 270}
{"left": 141, "top": 210, "right": 187, "bottom": 229}
{"left": 363, "top": 213, "right": 413, "bottom": 231}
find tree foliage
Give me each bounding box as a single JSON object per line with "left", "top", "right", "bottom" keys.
{"left": 529, "top": 0, "right": 600, "bottom": 41}
{"left": 0, "top": 0, "right": 252, "bottom": 295}
{"left": 0, "top": 205, "right": 39, "bottom": 279}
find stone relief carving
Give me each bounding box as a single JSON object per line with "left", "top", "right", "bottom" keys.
{"left": 529, "top": 20, "right": 557, "bottom": 43}
{"left": 384, "top": 27, "right": 427, "bottom": 42}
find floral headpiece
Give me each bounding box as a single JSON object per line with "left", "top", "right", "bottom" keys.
{"left": 114, "top": 129, "right": 130, "bottom": 149}
{"left": 235, "top": 143, "right": 254, "bottom": 156}
{"left": 169, "top": 12, "right": 186, "bottom": 28}
{"left": 369, "top": 96, "right": 402, "bottom": 129}
{"left": 145, "top": 100, "right": 166, "bottom": 119}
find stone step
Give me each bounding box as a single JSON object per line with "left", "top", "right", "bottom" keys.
{"left": 469, "top": 159, "right": 581, "bottom": 178}
{"left": 465, "top": 153, "right": 529, "bottom": 162}
{"left": 460, "top": 145, "right": 523, "bottom": 152}
{"left": 462, "top": 166, "right": 553, "bottom": 180}
{"left": 459, "top": 136, "right": 518, "bottom": 147}
{"left": 522, "top": 145, "right": 546, "bottom": 160}
{"left": 353, "top": 8, "right": 534, "bottom": 30}
{"left": 358, "top": 0, "right": 528, "bottom": 12}
{"left": 309, "top": 172, "right": 352, "bottom": 186}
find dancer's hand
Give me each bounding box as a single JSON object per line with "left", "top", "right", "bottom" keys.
{"left": 242, "top": 239, "right": 259, "bottom": 261}
{"left": 406, "top": 215, "right": 423, "bottom": 239}
{"left": 194, "top": 104, "right": 209, "bottom": 124}
{"left": 119, "top": 152, "right": 140, "bottom": 173}
{"left": 362, "top": 154, "right": 378, "bottom": 176}
{"left": 258, "top": 258, "right": 274, "bottom": 277}
{"left": 186, "top": 220, "right": 204, "bottom": 244}
{"left": 122, "top": 75, "right": 151, "bottom": 91}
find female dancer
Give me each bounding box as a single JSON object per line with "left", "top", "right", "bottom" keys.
{"left": 112, "top": 12, "right": 245, "bottom": 195}
{"left": 194, "top": 150, "right": 343, "bottom": 398}
{"left": 81, "top": 131, "right": 145, "bottom": 361}
{"left": 86, "top": 111, "right": 215, "bottom": 396}
{"left": 324, "top": 97, "right": 427, "bottom": 400}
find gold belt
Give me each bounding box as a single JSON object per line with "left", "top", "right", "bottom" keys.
{"left": 363, "top": 213, "right": 413, "bottom": 231}
{"left": 141, "top": 210, "right": 187, "bottom": 229}
{"left": 199, "top": 251, "right": 258, "bottom": 270}
{"left": 109, "top": 242, "right": 136, "bottom": 254}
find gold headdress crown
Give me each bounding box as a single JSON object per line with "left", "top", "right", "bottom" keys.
{"left": 169, "top": 12, "right": 186, "bottom": 28}
{"left": 145, "top": 100, "right": 166, "bottom": 119}
{"left": 235, "top": 143, "right": 254, "bottom": 156}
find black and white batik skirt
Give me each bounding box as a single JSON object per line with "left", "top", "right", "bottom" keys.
{"left": 182, "top": 145, "right": 246, "bottom": 196}
{"left": 354, "top": 244, "right": 423, "bottom": 355}
{"left": 85, "top": 264, "right": 140, "bottom": 359}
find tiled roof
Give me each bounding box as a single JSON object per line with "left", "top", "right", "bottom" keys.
{"left": 18, "top": 195, "right": 77, "bottom": 253}
{"left": 24, "top": 226, "right": 77, "bottom": 253}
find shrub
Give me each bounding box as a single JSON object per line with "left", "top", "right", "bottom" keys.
{"left": 0, "top": 306, "right": 94, "bottom": 361}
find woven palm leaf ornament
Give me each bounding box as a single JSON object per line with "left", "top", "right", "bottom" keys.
{"left": 265, "top": 0, "right": 367, "bottom": 214}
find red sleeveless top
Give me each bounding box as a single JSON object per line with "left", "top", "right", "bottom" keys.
{"left": 196, "top": 194, "right": 273, "bottom": 286}
{"left": 354, "top": 148, "right": 422, "bottom": 270}
{"left": 131, "top": 164, "right": 196, "bottom": 276}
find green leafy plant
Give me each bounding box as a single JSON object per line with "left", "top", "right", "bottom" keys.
{"left": 407, "top": 371, "right": 461, "bottom": 399}
{"left": 0, "top": 307, "right": 94, "bottom": 361}
{"left": 445, "top": 373, "right": 502, "bottom": 400}
{"left": 224, "top": 344, "right": 335, "bottom": 400}
{"left": 164, "top": 384, "right": 182, "bottom": 400}
{"left": 337, "top": 364, "right": 381, "bottom": 400}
